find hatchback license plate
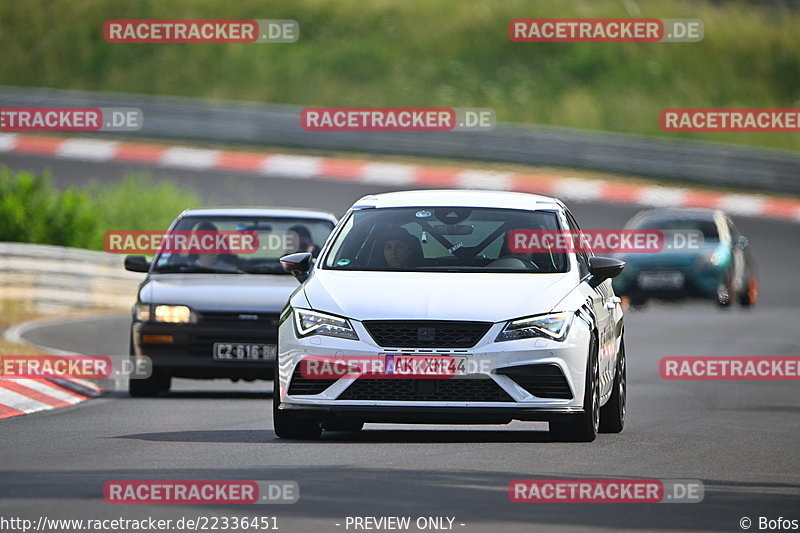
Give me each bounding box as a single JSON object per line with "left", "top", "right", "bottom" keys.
{"left": 213, "top": 343, "right": 276, "bottom": 361}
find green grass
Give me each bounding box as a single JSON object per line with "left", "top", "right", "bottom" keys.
{"left": 0, "top": 0, "right": 799, "bottom": 151}
{"left": 0, "top": 167, "right": 200, "bottom": 250}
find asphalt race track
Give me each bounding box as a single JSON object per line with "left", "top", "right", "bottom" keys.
{"left": 1, "top": 152, "right": 799, "bottom": 532}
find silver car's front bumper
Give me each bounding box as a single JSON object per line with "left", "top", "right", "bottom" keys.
{"left": 276, "top": 317, "right": 594, "bottom": 423}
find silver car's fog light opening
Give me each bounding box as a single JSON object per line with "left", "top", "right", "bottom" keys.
{"left": 496, "top": 312, "right": 574, "bottom": 342}
{"left": 294, "top": 308, "right": 359, "bottom": 340}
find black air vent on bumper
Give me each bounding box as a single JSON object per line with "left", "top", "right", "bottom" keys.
{"left": 337, "top": 378, "right": 513, "bottom": 402}
{"left": 496, "top": 364, "right": 573, "bottom": 399}
{"left": 363, "top": 321, "right": 492, "bottom": 348}
{"left": 287, "top": 367, "right": 338, "bottom": 395}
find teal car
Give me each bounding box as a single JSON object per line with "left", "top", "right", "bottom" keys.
{"left": 612, "top": 208, "right": 758, "bottom": 308}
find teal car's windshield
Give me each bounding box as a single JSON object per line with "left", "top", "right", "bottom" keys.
{"left": 631, "top": 217, "right": 719, "bottom": 241}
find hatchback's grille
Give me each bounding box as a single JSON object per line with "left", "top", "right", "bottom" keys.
{"left": 363, "top": 321, "right": 491, "bottom": 348}
{"left": 287, "top": 367, "right": 337, "bottom": 395}
{"left": 198, "top": 312, "right": 280, "bottom": 327}
{"left": 337, "top": 378, "right": 513, "bottom": 402}
{"left": 497, "top": 364, "right": 573, "bottom": 399}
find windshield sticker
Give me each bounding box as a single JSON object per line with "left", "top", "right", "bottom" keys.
{"left": 415, "top": 210, "right": 432, "bottom": 218}
{"left": 336, "top": 258, "right": 351, "bottom": 266}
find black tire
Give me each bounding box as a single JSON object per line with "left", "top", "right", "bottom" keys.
{"left": 629, "top": 297, "right": 647, "bottom": 310}
{"left": 599, "top": 338, "right": 626, "bottom": 434}
{"left": 550, "top": 335, "right": 599, "bottom": 442}
{"left": 739, "top": 274, "right": 758, "bottom": 308}
{"left": 272, "top": 367, "right": 322, "bottom": 440}
{"left": 716, "top": 271, "right": 734, "bottom": 307}
{"left": 128, "top": 335, "right": 168, "bottom": 397}
{"left": 129, "top": 368, "right": 162, "bottom": 397}
{"left": 322, "top": 420, "right": 365, "bottom": 432}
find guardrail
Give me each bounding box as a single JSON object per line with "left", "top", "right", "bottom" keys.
{"left": 1, "top": 86, "right": 799, "bottom": 193}
{"left": 0, "top": 242, "right": 142, "bottom": 310}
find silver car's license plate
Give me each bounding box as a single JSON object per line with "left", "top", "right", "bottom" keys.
{"left": 213, "top": 343, "right": 276, "bottom": 361}
{"left": 637, "top": 271, "right": 685, "bottom": 290}
{"left": 384, "top": 354, "right": 469, "bottom": 376}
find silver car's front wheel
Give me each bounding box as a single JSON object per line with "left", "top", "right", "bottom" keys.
{"left": 600, "top": 338, "right": 626, "bottom": 433}
{"left": 549, "top": 335, "right": 599, "bottom": 442}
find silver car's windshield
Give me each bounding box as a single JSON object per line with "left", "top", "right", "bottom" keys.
{"left": 322, "top": 207, "right": 568, "bottom": 273}
{"left": 153, "top": 216, "right": 334, "bottom": 274}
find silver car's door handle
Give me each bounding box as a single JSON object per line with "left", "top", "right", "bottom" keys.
{"left": 605, "top": 296, "right": 621, "bottom": 309}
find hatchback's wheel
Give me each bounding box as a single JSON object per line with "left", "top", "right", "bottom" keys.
{"left": 599, "top": 338, "right": 626, "bottom": 433}
{"left": 129, "top": 367, "right": 165, "bottom": 397}
{"left": 272, "top": 368, "right": 321, "bottom": 440}
{"left": 157, "top": 372, "right": 172, "bottom": 393}
{"left": 550, "top": 336, "right": 599, "bottom": 442}
{"left": 739, "top": 275, "right": 758, "bottom": 308}
{"left": 322, "top": 420, "right": 365, "bottom": 432}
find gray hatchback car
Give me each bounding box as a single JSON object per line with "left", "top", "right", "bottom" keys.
{"left": 124, "top": 207, "right": 337, "bottom": 396}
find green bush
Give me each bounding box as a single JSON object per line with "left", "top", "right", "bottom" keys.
{"left": 0, "top": 167, "right": 200, "bottom": 250}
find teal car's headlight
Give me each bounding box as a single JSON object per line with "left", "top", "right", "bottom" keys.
{"left": 496, "top": 312, "right": 574, "bottom": 342}
{"left": 695, "top": 246, "right": 728, "bottom": 269}
{"left": 294, "top": 309, "right": 359, "bottom": 340}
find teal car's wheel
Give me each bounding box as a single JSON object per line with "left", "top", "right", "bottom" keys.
{"left": 739, "top": 274, "right": 759, "bottom": 308}
{"left": 716, "top": 270, "right": 734, "bottom": 307}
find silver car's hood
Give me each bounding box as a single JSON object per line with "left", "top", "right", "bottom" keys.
{"left": 302, "top": 270, "right": 578, "bottom": 322}
{"left": 140, "top": 273, "right": 297, "bottom": 313}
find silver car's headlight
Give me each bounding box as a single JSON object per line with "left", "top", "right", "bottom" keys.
{"left": 294, "top": 309, "right": 358, "bottom": 340}
{"left": 496, "top": 312, "right": 573, "bottom": 342}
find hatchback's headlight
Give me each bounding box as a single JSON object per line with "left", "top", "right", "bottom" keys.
{"left": 496, "top": 312, "right": 573, "bottom": 342}
{"left": 153, "top": 305, "right": 195, "bottom": 323}
{"left": 294, "top": 309, "right": 358, "bottom": 340}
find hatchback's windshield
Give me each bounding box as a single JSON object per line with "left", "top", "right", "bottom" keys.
{"left": 153, "top": 216, "right": 334, "bottom": 274}
{"left": 323, "top": 207, "right": 567, "bottom": 273}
